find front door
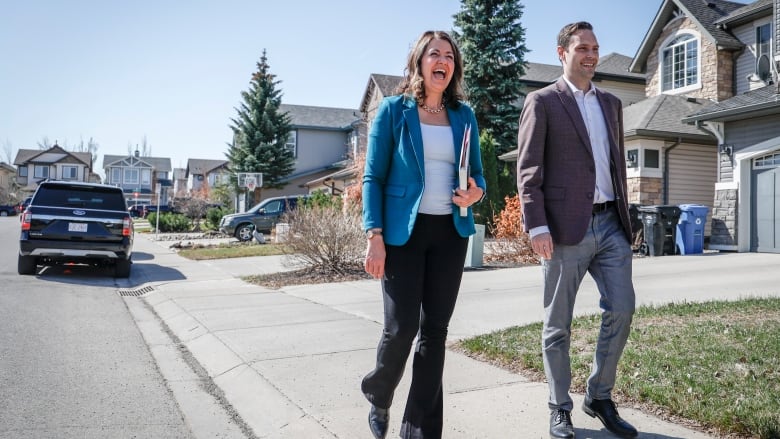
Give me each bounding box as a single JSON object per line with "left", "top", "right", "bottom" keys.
{"left": 752, "top": 167, "right": 780, "bottom": 253}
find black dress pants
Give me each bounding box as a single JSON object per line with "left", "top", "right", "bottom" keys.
{"left": 362, "top": 214, "right": 468, "bottom": 439}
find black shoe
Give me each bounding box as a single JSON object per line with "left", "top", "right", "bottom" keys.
{"left": 549, "top": 408, "right": 575, "bottom": 438}
{"left": 368, "top": 404, "right": 389, "bottom": 439}
{"left": 582, "top": 397, "right": 638, "bottom": 438}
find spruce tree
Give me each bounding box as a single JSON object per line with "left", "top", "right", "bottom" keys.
{"left": 226, "top": 49, "right": 295, "bottom": 197}
{"left": 453, "top": 0, "right": 528, "bottom": 157}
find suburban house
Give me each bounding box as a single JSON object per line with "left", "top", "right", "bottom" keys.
{"left": 0, "top": 162, "right": 18, "bottom": 203}
{"left": 261, "top": 103, "right": 362, "bottom": 198}
{"left": 13, "top": 144, "right": 94, "bottom": 195}
{"left": 184, "top": 158, "right": 231, "bottom": 194}
{"left": 102, "top": 150, "right": 173, "bottom": 207}
{"left": 627, "top": 0, "right": 780, "bottom": 253}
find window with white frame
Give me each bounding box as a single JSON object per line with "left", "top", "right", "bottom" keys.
{"left": 111, "top": 167, "right": 121, "bottom": 184}
{"left": 34, "top": 165, "right": 49, "bottom": 179}
{"left": 124, "top": 168, "right": 139, "bottom": 185}
{"left": 661, "top": 33, "right": 699, "bottom": 92}
{"left": 61, "top": 165, "right": 78, "bottom": 180}
{"left": 756, "top": 23, "right": 772, "bottom": 81}
{"left": 286, "top": 131, "right": 297, "bottom": 157}
{"left": 141, "top": 169, "right": 151, "bottom": 185}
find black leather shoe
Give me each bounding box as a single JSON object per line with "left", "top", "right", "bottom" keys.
{"left": 368, "top": 404, "right": 389, "bottom": 439}
{"left": 549, "top": 408, "right": 575, "bottom": 438}
{"left": 582, "top": 397, "right": 638, "bottom": 438}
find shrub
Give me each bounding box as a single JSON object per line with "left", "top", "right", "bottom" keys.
{"left": 147, "top": 212, "right": 192, "bottom": 233}
{"left": 279, "top": 202, "right": 364, "bottom": 274}
{"left": 486, "top": 194, "right": 538, "bottom": 265}
{"left": 205, "top": 206, "right": 230, "bottom": 230}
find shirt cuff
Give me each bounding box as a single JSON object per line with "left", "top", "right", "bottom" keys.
{"left": 529, "top": 225, "right": 550, "bottom": 239}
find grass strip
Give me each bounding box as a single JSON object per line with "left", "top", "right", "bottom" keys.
{"left": 456, "top": 297, "right": 780, "bottom": 439}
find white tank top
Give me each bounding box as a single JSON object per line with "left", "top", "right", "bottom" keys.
{"left": 418, "top": 123, "right": 455, "bottom": 215}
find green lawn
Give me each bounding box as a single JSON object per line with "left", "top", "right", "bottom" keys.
{"left": 456, "top": 297, "right": 780, "bottom": 439}
{"left": 176, "top": 242, "right": 286, "bottom": 260}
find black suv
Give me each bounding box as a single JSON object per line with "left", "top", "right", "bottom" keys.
{"left": 18, "top": 181, "right": 134, "bottom": 277}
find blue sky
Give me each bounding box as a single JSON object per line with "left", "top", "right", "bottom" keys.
{"left": 1, "top": 1, "right": 661, "bottom": 175}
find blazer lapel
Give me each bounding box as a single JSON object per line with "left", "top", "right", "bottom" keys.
{"left": 402, "top": 97, "right": 425, "bottom": 176}
{"left": 555, "top": 79, "right": 593, "bottom": 157}
{"left": 596, "top": 89, "right": 620, "bottom": 156}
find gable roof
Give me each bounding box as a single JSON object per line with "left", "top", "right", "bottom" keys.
{"left": 13, "top": 144, "right": 92, "bottom": 168}
{"left": 280, "top": 104, "right": 359, "bottom": 130}
{"left": 716, "top": 0, "right": 773, "bottom": 27}
{"left": 631, "top": 0, "right": 747, "bottom": 73}
{"left": 682, "top": 84, "right": 780, "bottom": 122}
{"left": 623, "top": 94, "right": 716, "bottom": 141}
{"left": 186, "top": 158, "right": 229, "bottom": 176}
{"left": 102, "top": 154, "right": 172, "bottom": 172}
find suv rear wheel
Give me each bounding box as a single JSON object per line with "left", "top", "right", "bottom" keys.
{"left": 18, "top": 255, "right": 37, "bottom": 275}
{"left": 115, "top": 258, "right": 131, "bottom": 278}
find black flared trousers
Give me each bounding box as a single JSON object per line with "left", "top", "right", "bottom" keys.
{"left": 362, "top": 213, "right": 469, "bottom": 439}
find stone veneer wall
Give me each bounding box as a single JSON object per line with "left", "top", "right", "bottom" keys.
{"left": 709, "top": 188, "right": 738, "bottom": 247}
{"left": 644, "top": 17, "right": 734, "bottom": 101}
{"left": 627, "top": 177, "right": 662, "bottom": 205}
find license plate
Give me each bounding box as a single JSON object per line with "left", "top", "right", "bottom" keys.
{"left": 68, "top": 222, "right": 88, "bottom": 232}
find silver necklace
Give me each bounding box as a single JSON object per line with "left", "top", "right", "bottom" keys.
{"left": 420, "top": 102, "right": 445, "bottom": 114}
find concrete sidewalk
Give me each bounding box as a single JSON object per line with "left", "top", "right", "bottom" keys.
{"left": 128, "top": 234, "right": 779, "bottom": 438}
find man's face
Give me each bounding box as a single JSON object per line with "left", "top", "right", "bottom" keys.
{"left": 557, "top": 29, "right": 599, "bottom": 88}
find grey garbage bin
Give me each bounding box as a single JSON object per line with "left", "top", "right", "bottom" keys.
{"left": 676, "top": 204, "right": 709, "bottom": 255}
{"left": 638, "top": 205, "right": 681, "bottom": 256}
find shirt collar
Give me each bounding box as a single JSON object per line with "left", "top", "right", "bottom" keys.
{"left": 561, "top": 75, "right": 595, "bottom": 95}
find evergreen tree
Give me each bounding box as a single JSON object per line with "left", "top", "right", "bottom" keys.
{"left": 473, "top": 131, "right": 501, "bottom": 227}
{"left": 226, "top": 49, "right": 295, "bottom": 197}
{"left": 453, "top": 0, "right": 528, "bottom": 157}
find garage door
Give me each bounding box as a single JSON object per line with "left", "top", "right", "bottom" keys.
{"left": 752, "top": 166, "right": 780, "bottom": 253}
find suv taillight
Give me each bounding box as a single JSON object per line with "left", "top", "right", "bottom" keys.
{"left": 122, "top": 217, "right": 132, "bottom": 237}
{"left": 20, "top": 212, "right": 31, "bottom": 231}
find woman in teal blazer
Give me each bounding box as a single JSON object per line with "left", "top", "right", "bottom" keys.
{"left": 361, "top": 30, "right": 486, "bottom": 439}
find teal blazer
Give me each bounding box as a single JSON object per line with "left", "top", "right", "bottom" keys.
{"left": 362, "top": 95, "right": 487, "bottom": 246}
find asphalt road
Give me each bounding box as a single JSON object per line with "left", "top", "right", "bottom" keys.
{"left": 0, "top": 217, "right": 244, "bottom": 439}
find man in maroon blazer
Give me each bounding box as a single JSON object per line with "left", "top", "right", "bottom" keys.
{"left": 517, "top": 22, "right": 638, "bottom": 439}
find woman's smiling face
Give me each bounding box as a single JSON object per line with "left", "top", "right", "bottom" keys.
{"left": 420, "top": 38, "right": 455, "bottom": 95}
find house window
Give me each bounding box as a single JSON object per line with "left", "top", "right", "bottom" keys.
{"left": 34, "top": 165, "right": 49, "bottom": 179}
{"left": 626, "top": 149, "right": 639, "bottom": 168}
{"left": 286, "top": 131, "right": 297, "bottom": 157}
{"left": 661, "top": 34, "right": 698, "bottom": 92}
{"left": 62, "top": 165, "right": 78, "bottom": 180}
{"left": 644, "top": 149, "right": 660, "bottom": 168}
{"left": 754, "top": 152, "right": 780, "bottom": 168}
{"left": 111, "top": 167, "right": 121, "bottom": 184}
{"left": 756, "top": 23, "right": 771, "bottom": 60}
{"left": 19, "top": 167, "right": 28, "bottom": 177}
{"left": 124, "top": 168, "right": 139, "bottom": 185}
{"left": 141, "top": 169, "right": 151, "bottom": 185}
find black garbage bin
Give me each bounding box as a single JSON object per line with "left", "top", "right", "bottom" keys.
{"left": 638, "top": 205, "right": 681, "bottom": 256}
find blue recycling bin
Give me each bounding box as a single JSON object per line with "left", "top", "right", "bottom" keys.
{"left": 675, "top": 204, "right": 709, "bottom": 255}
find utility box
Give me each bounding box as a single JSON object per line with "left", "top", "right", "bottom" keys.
{"left": 676, "top": 204, "right": 709, "bottom": 255}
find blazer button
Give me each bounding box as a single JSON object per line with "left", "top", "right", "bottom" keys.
{"left": 587, "top": 193, "right": 594, "bottom": 200}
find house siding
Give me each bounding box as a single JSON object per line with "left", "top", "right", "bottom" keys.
{"left": 666, "top": 143, "right": 717, "bottom": 236}
{"left": 294, "top": 129, "right": 348, "bottom": 173}
{"left": 595, "top": 79, "right": 646, "bottom": 106}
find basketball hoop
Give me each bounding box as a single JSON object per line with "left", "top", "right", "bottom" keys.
{"left": 245, "top": 176, "right": 256, "bottom": 192}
